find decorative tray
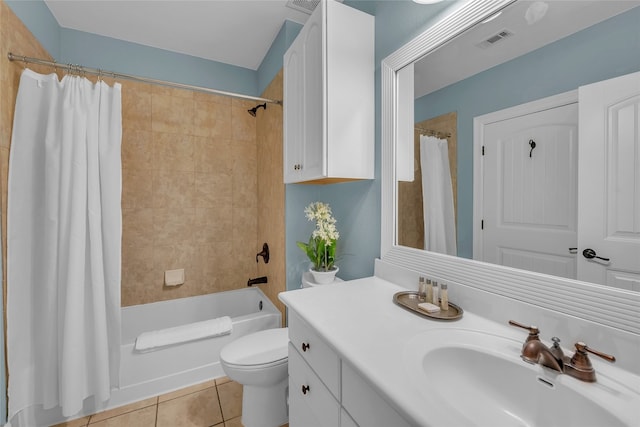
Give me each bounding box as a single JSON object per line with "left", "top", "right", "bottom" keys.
{"left": 393, "top": 291, "right": 463, "bottom": 321}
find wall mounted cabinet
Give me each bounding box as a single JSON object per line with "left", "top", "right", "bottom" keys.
{"left": 283, "top": 0, "right": 374, "bottom": 184}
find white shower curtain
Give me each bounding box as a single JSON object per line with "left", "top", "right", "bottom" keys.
{"left": 7, "top": 69, "right": 122, "bottom": 425}
{"left": 420, "top": 135, "right": 457, "bottom": 256}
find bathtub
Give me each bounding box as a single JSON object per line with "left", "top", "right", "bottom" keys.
{"left": 113, "top": 287, "right": 281, "bottom": 406}
{"left": 29, "top": 287, "right": 279, "bottom": 426}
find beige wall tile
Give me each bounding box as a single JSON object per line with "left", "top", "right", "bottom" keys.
{"left": 194, "top": 136, "right": 234, "bottom": 174}
{"left": 121, "top": 84, "right": 152, "bottom": 132}
{"left": 232, "top": 99, "right": 257, "bottom": 141}
{"left": 152, "top": 132, "right": 195, "bottom": 172}
{"left": 217, "top": 380, "right": 243, "bottom": 421}
{"left": 152, "top": 170, "right": 196, "bottom": 209}
{"left": 122, "top": 129, "right": 153, "bottom": 170}
{"left": 152, "top": 93, "right": 194, "bottom": 135}
{"left": 156, "top": 387, "right": 223, "bottom": 427}
{"left": 194, "top": 99, "right": 232, "bottom": 139}
{"left": 195, "top": 172, "right": 232, "bottom": 208}
{"left": 153, "top": 207, "right": 195, "bottom": 247}
{"left": 89, "top": 405, "right": 156, "bottom": 427}
{"left": 89, "top": 397, "right": 157, "bottom": 424}
{"left": 122, "top": 169, "right": 153, "bottom": 210}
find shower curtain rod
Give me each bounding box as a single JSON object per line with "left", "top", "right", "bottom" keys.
{"left": 7, "top": 52, "right": 283, "bottom": 106}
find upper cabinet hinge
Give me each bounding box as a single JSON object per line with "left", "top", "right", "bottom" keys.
{"left": 481, "top": 219, "right": 484, "bottom": 230}
{"left": 482, "top": 145, "right": 485, "bottom": 156}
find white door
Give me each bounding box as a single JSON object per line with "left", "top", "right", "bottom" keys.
{"left": 577, "top": 71, "right": 640, "bottom": 291}
{"left": 482, "top": 103, "right": 579, "bottom": 279}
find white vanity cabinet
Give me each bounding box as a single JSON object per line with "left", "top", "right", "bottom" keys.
{"left": 287, "top": 310, "right": 412, "bottom": 427}
{"left": 283, "top": 0, "right": 374, "bottom": 184}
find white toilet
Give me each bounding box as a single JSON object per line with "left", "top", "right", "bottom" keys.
{"left": 220, "top": 327, "right": 289, "bottom": 427}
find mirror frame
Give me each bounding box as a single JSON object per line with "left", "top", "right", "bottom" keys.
{"left": 380, "top": 0, "right": 639, "bottom": 334}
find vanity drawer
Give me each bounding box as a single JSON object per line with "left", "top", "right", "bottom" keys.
{"left": 342, "top": 361, "right": 412, "bottom": 427}
{"left": 288, "top": 343, "right": 340, "bottom": 427}
{"left": 288, "top": 310, "right": 340, "bottom": 398}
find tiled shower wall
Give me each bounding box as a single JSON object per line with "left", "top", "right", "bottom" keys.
{"left": 0, "top": 0, "right": 286, "bottom": 315}
{"left": 120, "top": 83, "right": 260, "bottom": 306}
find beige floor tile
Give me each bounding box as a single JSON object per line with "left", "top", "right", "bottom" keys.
{"left": 224, "top": 416, "right": 243, "bottom": 427}
{"left": 158, "top": 379, "right": 217, "bottom": 403}
{"left": 156, "top": 387, "right": 223, "bottom": 427}
{"left": 214, "top": 376, "right": 231, "bottom": 386}
{"left": 88, "top": 397, "right": 157, "bottom": 424}
{"left": 88, "top": 406, "right": 156, "bottom": 427}
{"left": 52, "top": 416, "right": 90, "bottom": 427}
{"left": 217, "top": 380, "right": 243, "bottom": 420}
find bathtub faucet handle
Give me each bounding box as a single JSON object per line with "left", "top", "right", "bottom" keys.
{"left": 256, "top": 243, "right": 270, "bottom": 264}
{"left": 247, "top": 276, "right": 268, "bottom": 287}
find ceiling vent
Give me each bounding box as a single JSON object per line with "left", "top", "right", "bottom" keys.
{"left": 286, "top": 0, "right": 320, "bottom": 14}
{"left": 476, "top": 29, "right": 515, "bottom": 49}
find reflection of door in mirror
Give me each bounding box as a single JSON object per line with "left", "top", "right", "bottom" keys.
{"left": 578, "top": 71, "right": 640, "bottom": 291}
{"left": 480, "top": 101, "right": 578, "bottom": 280}
{"left": 397, "top": 112, "right": 457, "bottom": 251}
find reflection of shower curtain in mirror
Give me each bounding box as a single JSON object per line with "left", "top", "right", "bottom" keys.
{"left": 420, "top": 135, "right": 457, "bottom": 255}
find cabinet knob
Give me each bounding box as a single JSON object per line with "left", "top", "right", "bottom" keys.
{"left": 301, "top": 385, "right": 310, "bottom": 395}
{"left": 302, "top": 342, "right": 310, "bottom": 352}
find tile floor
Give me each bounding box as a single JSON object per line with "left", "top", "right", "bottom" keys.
{"left": 53, "top": 376, "right": 264, "bottom": 427}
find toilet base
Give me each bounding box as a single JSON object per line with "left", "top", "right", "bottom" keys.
{"left": 240, "top": 377, "right": 289, "bottom": 427}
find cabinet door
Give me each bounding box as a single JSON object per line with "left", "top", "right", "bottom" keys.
{"left": 289, "top": 343, "right": 340, "bottom": 427}
{"left": 299, "top": 4, "right": 324, "bottom": 181}
{"left": 283, "top": 34, "right": 303, "bottom": 183}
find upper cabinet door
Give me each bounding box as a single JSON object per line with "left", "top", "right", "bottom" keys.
{"left": 283, "top": 0, "right": 374, "bottom": 184}
{"left": 283, "top": 35, "right": 303, "bottom": 183}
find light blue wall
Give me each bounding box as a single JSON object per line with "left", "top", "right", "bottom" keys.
{"left": 415, "top": 6, "right": 640, "bottom": 260}
{"left": 258, "top": 20, "right": 303, "bottom": 95}
{"left": 5, "top": 0, "right": 61, "bottom": 58}
{"left": 6, "top": 1, "right": 259, "bottom": 97}
{"left": 60, "top": 29, "right": 258, "bottom": 96}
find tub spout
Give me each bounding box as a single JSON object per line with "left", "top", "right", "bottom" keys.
{"left": 247, "top": 276, "right": 268, "bottom": 286}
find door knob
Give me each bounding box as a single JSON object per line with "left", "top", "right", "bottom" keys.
{"left": 582, "top": 248, "right": 610, "bottom": 262}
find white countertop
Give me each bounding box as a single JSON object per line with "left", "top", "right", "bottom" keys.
{"left": 279, "top": 276, "right": 530, "bottom": 426}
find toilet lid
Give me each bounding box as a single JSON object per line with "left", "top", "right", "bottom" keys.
{"left": 220, "top": 328, "right": 289, "bottom": 366}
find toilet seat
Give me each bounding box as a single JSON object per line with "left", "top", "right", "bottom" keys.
{"left": 220, "top": 327, "right": 288, "bottom": 368}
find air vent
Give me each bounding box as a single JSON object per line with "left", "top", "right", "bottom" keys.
{"left": 476, "top": 29, "right": 515, "bottom": 49}
{"left": 286, "top": 0, "right": 320, "bottom": 14}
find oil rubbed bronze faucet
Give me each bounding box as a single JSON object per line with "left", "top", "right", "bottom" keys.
{"left": 509, "top": 320, "right": 616, "bottom": 382}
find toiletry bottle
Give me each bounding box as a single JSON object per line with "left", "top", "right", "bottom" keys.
{"left": 418, "top": 276, "right": 426, "bottom": 300}
{"left": 426, "top": 278, "right": 433, "bottom": 303}
{"left": 440, "top": 283, "right": 449, "bottom": 311}
{"left": 432, "top": 280, "right": 439, "bottom": 304}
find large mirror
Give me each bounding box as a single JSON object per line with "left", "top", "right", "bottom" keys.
{"left": 393, "top": 0, "right": 640, "bottom": 291}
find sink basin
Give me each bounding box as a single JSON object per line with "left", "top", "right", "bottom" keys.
{"left": 403, "top": 329, "right": 638, "bottom": 427}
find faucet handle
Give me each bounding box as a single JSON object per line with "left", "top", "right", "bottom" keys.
{"left": 571, "top": 342, "right": 616, "bottom": 365}
{"left": 508, "top": 320, "right": 540, "bottom": 341}
{"left": 565, "top": 342, "right": 616, "bottom": 382}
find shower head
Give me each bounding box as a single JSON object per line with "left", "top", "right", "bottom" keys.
{"left": 248, "top": 103, "right": 267, "bottom": 117}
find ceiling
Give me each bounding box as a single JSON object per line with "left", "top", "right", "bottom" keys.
{"left": 414, "top": 0, "right": 640, "bottom": 98}
{"left": 43, "top": 0, "right": 316, "bottom": 70}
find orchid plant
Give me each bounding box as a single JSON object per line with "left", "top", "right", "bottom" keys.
{"left": 297, "top": 202, "right": 340, "bottom": 272}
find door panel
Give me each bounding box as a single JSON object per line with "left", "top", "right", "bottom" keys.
{"left": 578, "top": 71, "right": 640, "bottom": 288}
{"left": 483, "top": 103, "right": 578, "bottom": 279}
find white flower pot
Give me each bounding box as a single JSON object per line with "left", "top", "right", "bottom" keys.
{"left": 309, "top": 266, "right": 339, "bottom": 284}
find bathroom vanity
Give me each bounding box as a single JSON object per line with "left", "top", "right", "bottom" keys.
{"left": 279, "top": 260, "right": 640, "bottom": 427}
